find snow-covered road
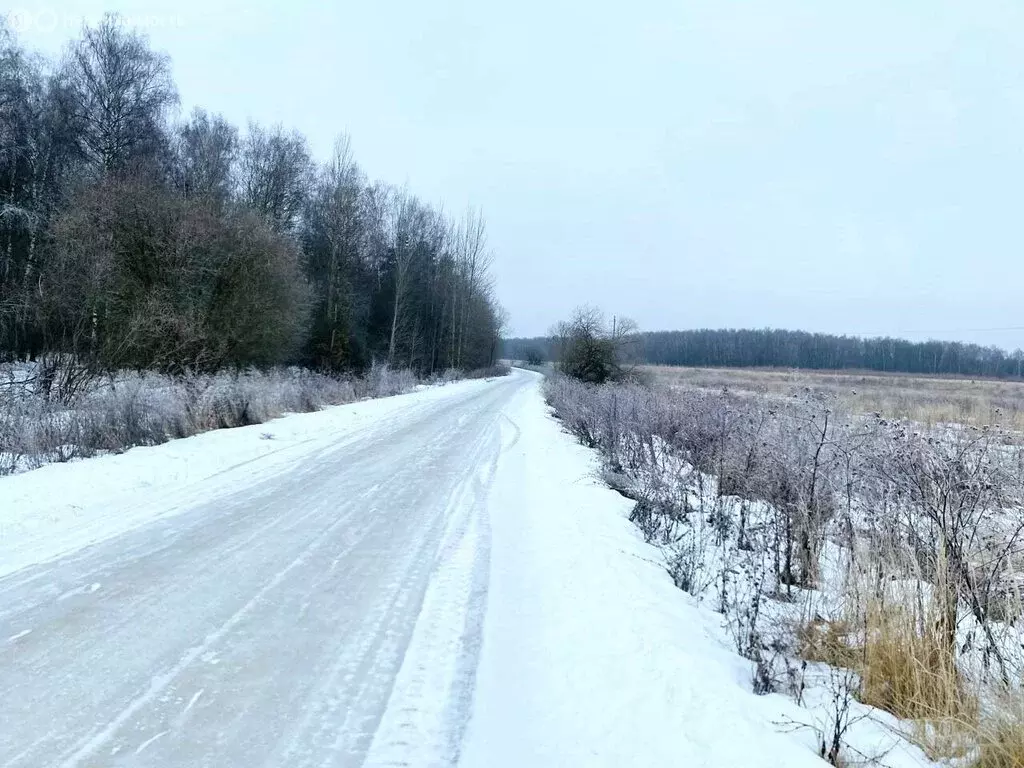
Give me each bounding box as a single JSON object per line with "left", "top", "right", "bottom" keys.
{"left": 2, "top": 369, "right": 830, "bottom": 767}
{"left": 1, "top": 373, "right": 523, "bottom": 767}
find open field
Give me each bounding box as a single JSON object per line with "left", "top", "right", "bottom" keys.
{"left": 646, "top": 365, "right": 1024, "bottom": 430}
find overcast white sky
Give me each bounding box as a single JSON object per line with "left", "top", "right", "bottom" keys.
{"left": 10, "top": 0, "right": 1024, "bottom": 346}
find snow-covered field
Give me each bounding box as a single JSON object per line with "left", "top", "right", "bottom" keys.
{"left": 0, "top": 368, "right": 842, "bottom": 766}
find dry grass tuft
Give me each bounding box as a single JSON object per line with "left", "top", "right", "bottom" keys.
{"left": 797, "top": 617, "right": 859, "bottom": 669}
{"left": 858, "top": 602, "right": 972, "bottom": 724}
{"left": 798, "top": 599, "right": 979, "bottom": 760}
{"left": 973, "top": 703, "right": 1024, "bottom": 767}
{"left": 860, "top": 604, "right": 978, "bottom": 762}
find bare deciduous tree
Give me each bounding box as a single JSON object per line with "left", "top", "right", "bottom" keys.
{"left": 173, "top": 108, "right": 238, "bottom": 207}
{"left": 61, "top": 14, "right": 177, "bottom": 174}
{"left": 239, "top": 121, "right": 311, "bottom": 232}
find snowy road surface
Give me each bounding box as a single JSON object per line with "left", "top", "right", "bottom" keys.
{"left": 1, "top": 374, "right": 517, "bottom": 767}
{"left": 1, "top": 369, "right": 829, "bottom": 767}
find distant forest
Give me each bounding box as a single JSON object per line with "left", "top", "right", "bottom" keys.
{"left": 503, "top": 328, "right": 1024, "bottom": 379}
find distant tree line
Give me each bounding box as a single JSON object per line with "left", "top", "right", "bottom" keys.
{"left": 0, "top": 16, "right": 502, "bottom": 387}
{"left": 505, "top": 328, "right": 1024, "bottom": 379}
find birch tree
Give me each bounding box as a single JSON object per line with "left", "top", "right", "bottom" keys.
{"left": 60, "top": 15, "right": 177, "bottom": 175}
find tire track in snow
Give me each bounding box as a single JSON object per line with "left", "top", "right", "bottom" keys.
{"left": 361, "top": 404, "right": 505, "bottom": 768}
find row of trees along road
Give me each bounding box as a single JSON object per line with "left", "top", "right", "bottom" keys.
{"left": 0, "top": 16, "right": 504, "bottom": 390}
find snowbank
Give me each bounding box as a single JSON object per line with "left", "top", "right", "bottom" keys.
{"left": 461, "top": 376, "right": 830, "bottom": 767}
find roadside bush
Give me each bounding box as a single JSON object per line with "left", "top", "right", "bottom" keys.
{"left": 552, "top": 306, "right": 638, "bottom": 384}
{"left": 0, "top": 365, "right": 416, "bottom": 475}
{"left": 44, "top": 177, "right": 310, "bottom": 374}
{"left": 466, "top": 363, "right": 511, "bottom": 379}
{"left": 360, "top": 362, "right": 417, "bottom": 398}
{"left": 524, "top": 348, "right": 544, "bottom": 366}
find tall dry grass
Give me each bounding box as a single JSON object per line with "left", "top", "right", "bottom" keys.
{"left": 974, "top": 700, "right": 1024, "bottom": 767}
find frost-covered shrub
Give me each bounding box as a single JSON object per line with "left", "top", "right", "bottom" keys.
{"left": 466, "top": 363, "right": 511, "bottom": 379}
{"left": 0, "top": 364, "right": 419, "bottom": 476}
{"left": 544, "top": 369, "right": 1024, "bottom": 760}
{"left": 360, "top": 362, "right": 418, "bottom": 399}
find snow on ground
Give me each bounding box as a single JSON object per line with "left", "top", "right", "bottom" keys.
{"left": 1, "top": 372, "right": 520, "bottom": 767}
{"left": 0, "top": 377, "right": 494, "bottom": 580}
{"left": 461, "top": 376, "right": 834, "bottom": 767}
{"left": 1, "top": 368, "right": 929, "bottom": 765}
